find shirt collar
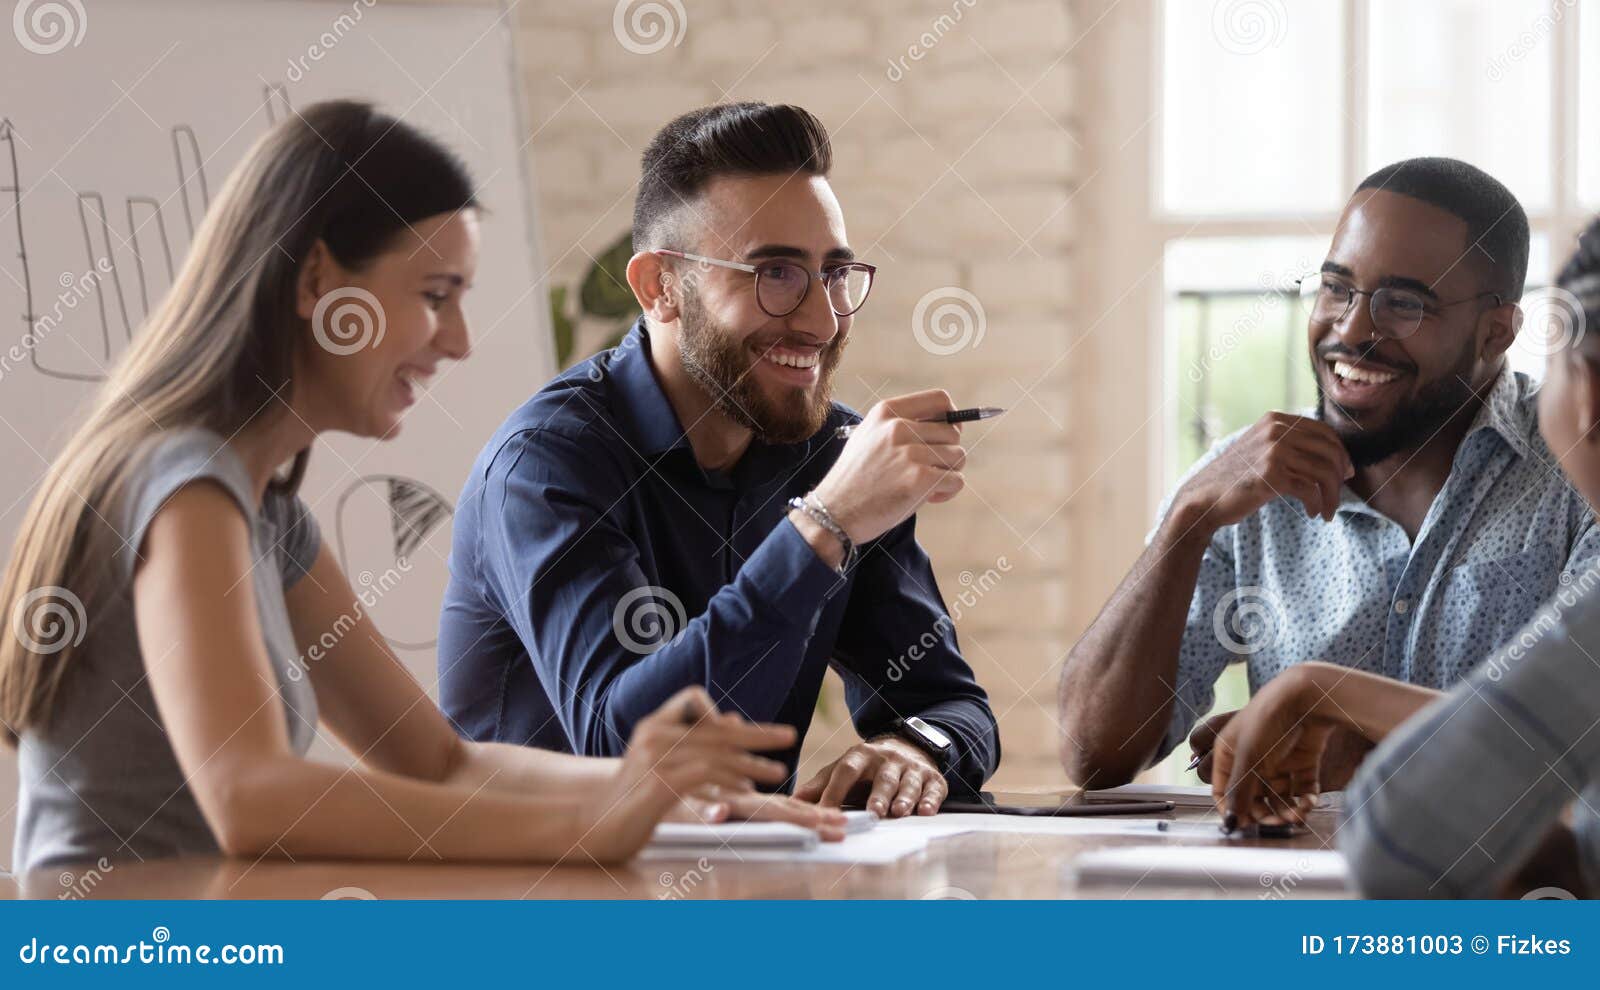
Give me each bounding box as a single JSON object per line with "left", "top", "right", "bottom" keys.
{"left": 608, "top": 317, "right": 694, "bottom": 457}
{"left": 1463, "top": 366, "right": 1539, "bottom": 462}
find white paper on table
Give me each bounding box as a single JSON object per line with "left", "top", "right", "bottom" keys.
{"left": 640, "top": 821, "right": 966, "bottom": 864}
{"left": 647, "top": 821, "right": 820, "bottom": 851}
{"left": 640, "top": 813, "right": 1248, "bottom": 865}
{"left": 1069, "top": 845, "right": 1350, "bottom": 891}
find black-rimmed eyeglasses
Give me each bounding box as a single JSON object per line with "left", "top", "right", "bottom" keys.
{"left": 655, "top": 250, "right": 876, "bottom": 318}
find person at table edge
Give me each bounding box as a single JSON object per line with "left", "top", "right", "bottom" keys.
{"left": 1060, "top": 157, "right": 1600, "bottom": 788}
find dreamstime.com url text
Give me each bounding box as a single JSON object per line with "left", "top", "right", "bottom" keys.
{"left": 17, "top": 927, "right": 284, "bottom": 966}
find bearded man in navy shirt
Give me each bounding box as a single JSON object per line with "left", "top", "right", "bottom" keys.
{"left": 438, "top": 102, "right": 999, "bottom": 822}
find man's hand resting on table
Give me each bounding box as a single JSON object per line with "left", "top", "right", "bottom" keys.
{"left": 794, "top": 736, "right": 946, "bottom": 818}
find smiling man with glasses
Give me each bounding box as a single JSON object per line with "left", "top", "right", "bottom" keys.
{"left": 437, "top": 102, "right": 998, "bottom": 823}
{"left": 1060, "top": 157, "right": 1600, "bottom": 794}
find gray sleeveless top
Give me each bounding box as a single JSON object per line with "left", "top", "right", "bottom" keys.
{"left": 13, "top": 428, "right": 320, "bottom": 873}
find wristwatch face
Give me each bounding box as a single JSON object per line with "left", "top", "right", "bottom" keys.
{"left": 905, "top": 716, "right": 952, "bottom": 752}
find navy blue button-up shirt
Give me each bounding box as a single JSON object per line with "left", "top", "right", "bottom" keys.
{"left": 437, "top": 320, "right": 1000, "bottom": 793}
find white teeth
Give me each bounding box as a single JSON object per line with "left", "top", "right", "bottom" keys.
{"left": 764, "top": 350, "right": 819, "bottom": 369}
{"left": 1333, "top": 360, "right": 1399, "bottom": 386}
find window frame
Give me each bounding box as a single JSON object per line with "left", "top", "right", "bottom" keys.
{"left": 1065, "top": 1, "right": 1595, "bottom": 646}
{"left": 1149, "top": 0, "right": 1595, "bottom": 496}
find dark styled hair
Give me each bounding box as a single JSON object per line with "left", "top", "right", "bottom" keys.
{"left": 632, "top": 102, "right": 833, "bottom": 252}
{"left": 1356, "top": 157, "right": 1530, "bottom": 302}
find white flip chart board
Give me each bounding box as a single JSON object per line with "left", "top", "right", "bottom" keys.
{"left": 0, "top": 0, "right": 553, "bottom": 871}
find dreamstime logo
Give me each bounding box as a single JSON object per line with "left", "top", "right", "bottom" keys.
{"left": 1185, "top": 262, "right": 1310, "bottom": 384}
{"left": 887, "top": 557, "right": 1011, "bottom": 682}
{"left": 613, "top": 585, "right": 688, "bottom": 655}
{"left": 321, "top": 886, "right": 377, "bottom": 899}
{"left": 657, "top": 858, "right": 713, "bottom": 900}
{"left": 1486, "top": 0, "right": 1576, "bottom": 82}
{"left": 911, "top": 286, "right": 986, "bottom": 356}
{"left": 586, "top": 328, "right": 645, "bottom": 384}
{"left": 1484, "top": 559, "right": 1600, "bottom": 682}
{"left": 1212, "top": 585, "right": 1283, "bottom": 655}
{"left": 660, "top": 255, "right": 716, "bottom": 300}
{"left": 1513, "top": 285, "right": 1586, "bottom": 360}
{"left": 1522, "top": 886, "right": 1577, "bottom": 900}
{"left": 0, "top": 257, "right": 113, "bottom": 384}
{"left": 1210, "top": 0, "right": 1286, "bottom": 56}
{"left": 1258, "top": 856, "right": 1313, "bottom": 899}
{"left": 12, "top": 0, "right": 86, "bottom": 55}
{"left": 284, "top": 0, "right": 376, "bottom": 82}
{"left": 612, "top": 0, "right": 686, "bottom": 55}
{"left": 12, "top": 585, "right": 87, "bottom": 655}
{"left": 288, "top": 558, "right": 412, "bottom": 682}
{"left": 16, "top": 927, "right": 285, "bottom": 966}
{"left": 920, "top": 885, "right": 977, "bottom": 899}
{"left": 57, "top": 857, "right": 113, "bottom": 900}
{"left": 885, "top": 0, "right": 979, "bottom": 82}
{"left": 312, "top": 286, "right": 386, "bottom": 355}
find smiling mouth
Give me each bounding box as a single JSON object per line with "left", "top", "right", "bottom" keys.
{"left": 755, "top": 341, "right": 824, "bottom": 375}
{"left": 1330, "top": 359, "right": 1403, "bottom": 386}
{"left": 395, "top": 366, "right": 436, "bottom": 402}
{"left": 764, "top": 350, "right": 819, "bottom": 369}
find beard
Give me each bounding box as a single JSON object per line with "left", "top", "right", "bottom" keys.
{"left": 676, "top": 291, "right": 845, "bottom": 444}
{"left": 1314, "top": 340, "right": 1481, "bottom": 467}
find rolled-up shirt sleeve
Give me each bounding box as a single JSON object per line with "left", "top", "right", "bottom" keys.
{"left": 479, "top": 428, "right": 845, "bottom": 756}
{"left": 1155, "top": 533, "right": 1238, "bottom": 760}
{"left": 1147, "top": 437, "right": 1244, "bottom": 760}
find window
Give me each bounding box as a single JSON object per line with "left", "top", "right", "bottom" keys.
{"left": 1150, "top": 0, "right": 1597, "bottom": 783}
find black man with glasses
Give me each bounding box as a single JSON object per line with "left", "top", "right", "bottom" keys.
{"left": 1060, "top": 157, "right": 1600, "bottom": 797}
{"left": 438, "top": 103, "right": 998, "bottom": 824}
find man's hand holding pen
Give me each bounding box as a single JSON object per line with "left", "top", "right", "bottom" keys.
{"left": 786, "top": 390, "right": 990, "bottom": 568}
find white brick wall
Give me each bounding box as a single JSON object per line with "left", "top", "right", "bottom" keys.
{"left": 401, "top": 0, "right": 1081, "bottom": 788}
{"left": 0, "top": 0, "right": 1085, "bottom": 879}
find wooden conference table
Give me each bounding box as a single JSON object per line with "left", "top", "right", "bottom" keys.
{"left": 2, "top": 790, "right": 1346, "bottom": 900}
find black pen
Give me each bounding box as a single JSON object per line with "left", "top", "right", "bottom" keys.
{"left": 1152, "top": 819, "right": 1293, "bottom": 840}
{"left": 834, "top": 406, "right": 1006, "bottom": 440}
{"left": 1217, "top": 817, "right": 1297, "bottom": 839}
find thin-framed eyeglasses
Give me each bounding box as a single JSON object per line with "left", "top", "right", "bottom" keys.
{"left": 1296, "top": 271, "right": 1502, "bottom": 340}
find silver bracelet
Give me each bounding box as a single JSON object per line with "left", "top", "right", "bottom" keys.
{"left": 787, "top": 493, "right": 857, "bottom": 573}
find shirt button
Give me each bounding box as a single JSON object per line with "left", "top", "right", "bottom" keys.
{"left": 1394, "top": 598, "right": 1409, "bottom": 614}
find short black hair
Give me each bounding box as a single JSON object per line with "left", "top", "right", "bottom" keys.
{"left": 632, "top": 102, "right": 833, "bottom": 253}
{"left": 1356, "top": 157, "right": 1530, "bottom": 301}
